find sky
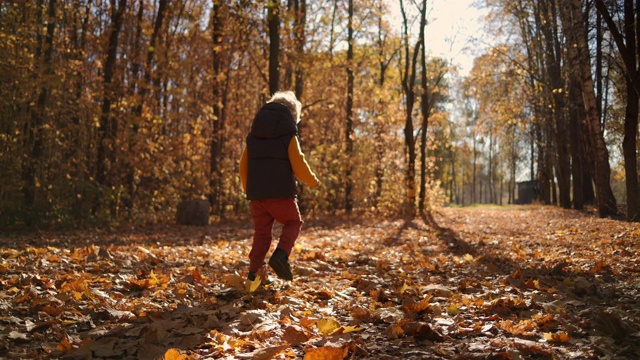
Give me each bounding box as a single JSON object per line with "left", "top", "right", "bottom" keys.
{"left": 389, "top": 0, "right": 492, "bottom": 76}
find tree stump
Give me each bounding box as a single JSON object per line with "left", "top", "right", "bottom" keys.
{"left": 176, "top": 199, "right": 210, "bottom": 226}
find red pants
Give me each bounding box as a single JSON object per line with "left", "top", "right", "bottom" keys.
{"left": 249, "top": 198, "right": 303, "bottom": 273}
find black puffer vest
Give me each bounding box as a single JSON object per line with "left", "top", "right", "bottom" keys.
{"left": 246, "top": 102, "right": 298, "bottom": 200}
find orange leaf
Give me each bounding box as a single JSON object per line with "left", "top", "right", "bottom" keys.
{"left": 303, "top": 346, "right": 348, "bottom": 360}
{"left": 589, "top": 260, "right": 610, "bottom": 274}
{"left": 402, "top": 295, "right": 432, "bottom": 313}
{"left": 55, "top": 335, "right": 72, "bottom": 351}
{"left": 300, "top": 316, "right": 319, "bottom": 328}
{"left": 163, "top": 348, "right": 186, "bottom": 360}
{"left": 543, "top": 331, "right": 570, "bottom": 343}
{"left": 389, "top": 324, "right": 404, "bottom": 336}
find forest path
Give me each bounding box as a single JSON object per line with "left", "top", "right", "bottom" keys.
{"left": 1, "top": 205, "right": 639, "bottom": 359}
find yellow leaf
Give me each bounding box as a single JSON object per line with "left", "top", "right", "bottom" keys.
{"left": 399, "top": 282, "right": 411, "bottom": 294}
{"left": 163, "top": 348, "right": 186, "bottom": 360}
{"left": 209, "top": 329, "right": 227, "bottom": 344}
{"left": 463, "top": 253, "right": 474, "bottom": 262}
{"left": 245, "top": 275, "right": 261, "bottom": 293}
{"left": 317, "top": 317, "right": 341, "bottom": 335}
{"left": 340, "top": 325, "right": 363, "bottom": 334}
{"left": 149, "top": 270, "right": 159, "bottom": 286}
{"left": 447, "top": 304, "right": 459, "bottom": 315}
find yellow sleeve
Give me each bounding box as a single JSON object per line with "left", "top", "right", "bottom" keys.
{"left": 240, "top": 147, "right": 248, "bottom": 192}
{"left": 288, "top": 137, "right": 320, "bottom": 187}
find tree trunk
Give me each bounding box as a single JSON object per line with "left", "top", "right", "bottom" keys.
{"left": 344, "top": 0, "right": 354, "bottom": 213}
{"left": 472, "top": 133, "right": 477, "bottom": 203}
{"left": 417, "top": 0, "right": 429, "bottom": 214}
{"left": 292, "top": 0, "right": 307, "bottom": 213}
{"left": 568, "top": 75, "right": 585, "bottom": 210}
{"left": 563, "top": 0, "right": 617, "bottom": 217}
{"left": 23, "top": 0, "right": 56, "bottom": 211}
{"left": 595, "top": 0, "right": 639, "bottom": 221}
{"left": 399, "top": 0, "right": 422, "bottom": 215}
{"left": 126, "top": 0, "right": 167, "bottom": 211}
{"left": 374, "top": 16, "right": 385, "bottom": 209}
{"left": 210, "top": 1, "right": 225, "bottom": 215}
{"left": 510, "top": 126, "right": 517, "bottom": 204}
{"left": 268, "top": 1, "right": 280, "bottom": 95}
{"left": 537, "top": 119, "right": 551, "bottom": 204}
{"left": 70, "top": 0, "right": 92, "bottom": 215}
{"left": 293, "top": 0, "right": 306, "bottom": 100}
{"left": 96, "top": 0, "right": 127, "bottom": 192}
{"left": 622, "top": 76, "right": 639, "bottom": 221}
{"left": 540, "top": 0, "right": 571, "bottom": 209}
{"left": 488, "top": 127, "right": 494, "bottom": 203}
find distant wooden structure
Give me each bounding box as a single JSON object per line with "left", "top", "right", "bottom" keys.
{"left": 516, "top": 180, "right": 538, "bottom": 204}
{"left": 176, "top": 199, "right": 210, "bottom": 226}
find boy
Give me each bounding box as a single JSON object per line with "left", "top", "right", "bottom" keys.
{"left": 240, "top": 91, "right": 320, "bottom": 282}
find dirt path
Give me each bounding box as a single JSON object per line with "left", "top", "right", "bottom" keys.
{"left": 1, "top": 205, "right": 639, "bottom": 359}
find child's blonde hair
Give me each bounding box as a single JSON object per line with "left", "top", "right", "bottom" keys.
{"left": 268, "top": 91, "right": 302, "bottom": 123}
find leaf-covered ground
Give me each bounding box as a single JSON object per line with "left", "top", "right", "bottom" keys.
{"left": 1, "top": 205, "right": 639, "bottom": 359}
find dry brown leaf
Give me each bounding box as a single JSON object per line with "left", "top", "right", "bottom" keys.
{"left": 283, "top": 324, "right": 311, "bottom": 345}
{"left": 223, "top": 274, "right": 246, "bottom": 291}
{"left": 350, "top": 306, "right": 371, "bottom": 322}
{"left": 499, "top": 319, "right": 537, "bottom": 337}
{"left": 4, "top": 206, "right": 640, "bottom": 360}
{"left": 240, "top": 345, "right": 287, "bottom": 360}
{"left": 9, "top": 331, "right": 29, "bottom": 341}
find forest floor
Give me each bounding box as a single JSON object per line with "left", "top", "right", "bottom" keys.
{"left": 1, "top": 205, "right": 640, "bottom": 359}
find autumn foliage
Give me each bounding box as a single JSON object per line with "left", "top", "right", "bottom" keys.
{"left": 1, "top": 206, "right": 639, "bottom": 359}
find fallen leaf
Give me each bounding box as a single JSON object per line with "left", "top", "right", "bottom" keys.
{"left": 317, "top": 317, "right": 341, "bottom": 335}
{"left": 543, "top": 331, "right": 570, "bottom": 343}
{"left": 340, "top": 325, "right": 363, "bottom": 334}
{"left": 163, "top": 348, "right": 187, "bottom": 360}
{"left": 402, "top": 295, "right": 432, "bottom": 313}
{"left": 245, "top": 275, "right": 261, "bottom": 293}
{"left": 237, "top": 345, "right": 287, "bottom": 360}
{"left": 350, "top": 306, "right": 371, "bottom": 322}
{"left": 303, "top": 346, "right": 348, "bottom": 360}
{"left": 55, "top": 334, "right": 71, "bottom": 351}
{"left": 9, "top": 331, "right": 29, "bottom": 341}
{"left": 283, "top": 324, "right": 310, "bottom": 345}
{"left": 423, "top": 284, "right": 453, "bottom": 298}
{"left": 223, "top": 274, "right": 246, "bottom": 291}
